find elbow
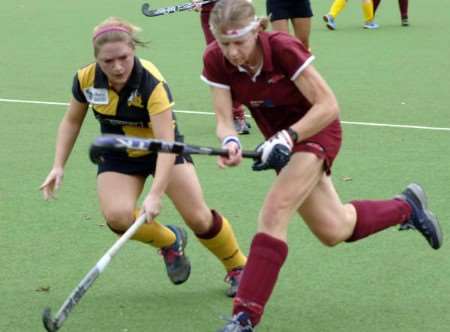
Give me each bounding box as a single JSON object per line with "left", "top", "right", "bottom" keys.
{"left": 332, "top": 102, "right": 340, "bottom": 119}
{"left": 328, "top": 98, "right": 340, "bottom": 120}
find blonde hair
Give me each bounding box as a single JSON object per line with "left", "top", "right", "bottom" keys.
{"left": 92, "top": 17, "right": 148, "bottom": 57}
{"left": 209, "top": 0, "right": 269, "bottom": 38}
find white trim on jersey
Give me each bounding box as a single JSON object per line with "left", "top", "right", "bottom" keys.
{"left": 200, "top": 75, "right": 231, "bottom": 90}
{"left": 290, "top": 55, "right": 315, "bottom": 81}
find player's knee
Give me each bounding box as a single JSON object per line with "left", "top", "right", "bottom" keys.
{"left": 180, "top": 205, "right": 212, "bottom": 233}
{"left": 314, "top": 223, "right": 347, "bottom": 247}
{"left": 261, "top": 197, "right": 295, "bottom": 224}
{"left": 317, "top": 235, "right": 342, "bottom": 247}
{"left": 103, "top": 208, "right": 135, "bottom": 232}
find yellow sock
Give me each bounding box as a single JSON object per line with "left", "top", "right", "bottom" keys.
{"left": 362, "top": 0, "right": 374, "bottom": 22}
{"left": 130, "top": 209, "right": 176, "bottom": 248}
{"left": 197, "top": 213, "right": 247, "bottom": 272}
{"left": 329, "top": 0, "right": 347, "bottom": 18}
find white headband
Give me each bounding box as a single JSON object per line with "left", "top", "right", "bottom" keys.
{"left": 212, "top": 18, "right": 260, "bottom": 41}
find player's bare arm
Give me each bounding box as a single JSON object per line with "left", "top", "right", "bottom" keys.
{"left": 40, "top": 98, "right": 88, "bottom": 200}
{"left": 290, "top": 65, "right": 339, "bottom": 142}
{"left": 142, "top": 107, "right": 177, "bottom": 221}
{"left": 211, "top": 86, "right": 242, "bottom": 167}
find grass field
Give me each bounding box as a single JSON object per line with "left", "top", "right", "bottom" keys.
{"left": 1, "top": 0, "right": 449, "bottom": 331}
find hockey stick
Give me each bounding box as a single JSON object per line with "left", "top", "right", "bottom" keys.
{"left": 89, "top": 134, "right": 261, "bottom": 164}
{"left": 42, "top": 214, "right": 147, "bottom": 332}
{"left": 141, "top": 0, "right": 217, "bottom": 17}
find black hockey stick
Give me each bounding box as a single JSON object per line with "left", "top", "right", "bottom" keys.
{"left": 42, "top": 214, "right": 147, "bottom": 331}
{"left": 89, "top": 134, "right": 260, "bottom": 164}
{"left": 141, "top": 0, "right": 216, "bottom": 17}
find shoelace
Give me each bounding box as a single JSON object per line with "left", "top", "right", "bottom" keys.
{"left": 159, "top": 247, "right": 182, "bottom": 264}
{"left": 219, "top": 315, "right": 243, "bottom": 328}
{"left": 219, "top": 314, "right": 252, "bottom": 332}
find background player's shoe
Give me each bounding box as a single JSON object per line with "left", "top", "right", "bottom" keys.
{"left": 224, "top": 267, "right": 244, "bottom": 297}
{"left": 397, "top": 183, "right": 443, "bottom": 249}
{"left": 218, "top": 312, "right": 254, "bottom": 332}
{"left": 233, "top": 118, "right": 251, "bottom": 135}
{"left": 363, "top": 21, "right": 380, "bottom": 29}
{"left": 401, "top": 17, "right": 409, "bottom": 26}
{"left": 323, "top": 14, "right": 336, "bottom": 30}
{"left": 160, "top": 225, "right": 191, "bottom": 284}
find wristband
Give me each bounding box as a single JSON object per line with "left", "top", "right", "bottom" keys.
{"left": 287, "top": 127, "right": 299, "bottom": 143}
{"left": 222, "top": 135, "right": 241, "bottom": 149}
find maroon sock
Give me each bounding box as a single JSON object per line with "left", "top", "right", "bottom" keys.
{"left": 373, "top": 0, "right": 381, "bottom": 13}
{"left": 232, "top": 233, "right": 288, "bottom": 326}
{"left": 232, "top": 102, "right": 245, "bottom": 120}
{"left": 195, "top": 210, "right": 222, "bottom": 239}
{"left": 200, "top": 9, "right": 215, "bottom": 45}
{"left": 346, "top": 199, "right": 412, "bottom": 242}
{"left": 398, "top": 0, "right": 408, "bottom": 19}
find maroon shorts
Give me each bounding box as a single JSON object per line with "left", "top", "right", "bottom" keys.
{"left": 292, "top": 119, "right": 342, "bottom": 175}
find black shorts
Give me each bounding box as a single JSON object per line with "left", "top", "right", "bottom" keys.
{"left": 97, "top": 135, "right": 194, "bottom": 178}
{"left": 266, "top": 0, "right": 313, "bottom": 21}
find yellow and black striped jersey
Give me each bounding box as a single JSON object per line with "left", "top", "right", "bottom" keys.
{"left": 72, "top": 57, "right": 176, "bottom": 141}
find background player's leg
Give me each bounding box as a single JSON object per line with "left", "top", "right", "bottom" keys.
{"left": 323, "top": 0, "right": 346, "bottom": 30}
{"left": 362, "top": 0, "right": 379, "bottom": 29}
{"left": 373, "top": 0, "right": 381, "bottom": 13}
{"left": 399, "top": 0, "right": 409, "bottom": 25}
{"left": 270, "top": 19, "right": 290, "bottom": 33}
{"left": 292, "top": 18, "right": 312, "bottom": 50}
{"left": 200, "top": 7, "right": 215, "bottom": 44}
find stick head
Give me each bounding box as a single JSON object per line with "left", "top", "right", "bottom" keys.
{"left": 89, "top": 135, "right": 130, "bottom": 164}
{"left": 141, "top": 3, "right": 165, "bottom": 17}
{"left": 42, "top": 307, "right": 58, "bottom": 332}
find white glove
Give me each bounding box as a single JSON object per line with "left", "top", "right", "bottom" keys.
{"left": 252, "top": 130, "right": 293, "bottom": 171}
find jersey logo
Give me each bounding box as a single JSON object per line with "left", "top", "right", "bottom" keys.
{"left": 83, "top": 88, "right": 109, "bottom": 105}
{"left": 250, "top": 100, "right": 274, "bottom": 107}
{"left": 128, "top": 90, "right": 144, "bottom": 108}
{"left": 267, "top": 74, "right": 285, "bottom": 84}
{"left": 250, "top": 100, "right": 265, "bottom": 107}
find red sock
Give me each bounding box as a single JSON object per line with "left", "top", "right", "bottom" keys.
{"left": 346, "top": 199, "right": 411, "bottom": 242}
{"left": 398, "top": 0, "right": 408, "bottom": 19}
{"left": 232, "top": 233, "right": 288, "bottom": 326}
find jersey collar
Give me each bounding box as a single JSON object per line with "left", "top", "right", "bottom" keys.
{"left": 258, "top": 32, "right": 274, "bottom": 73}
{"left": 94, "top": 57, "right": 143, "bottom": 90}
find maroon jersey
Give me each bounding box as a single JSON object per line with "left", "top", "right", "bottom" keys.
{"left": 202, "top": 31, "right": 319, "bottom": 138}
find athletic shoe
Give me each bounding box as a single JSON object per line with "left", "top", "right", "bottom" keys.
{"left": 401, "top": 18, "right": 409, "bottom": 26}
{"left": 398, "top": 183, "right": 443, "bottom": 250}
{"left": 160, "top": 225, "right": 191, "bottom": 284}
{"left": 323, "top": 14, "right": 336, "bottom": 30}
{"left": 224, "top": 267, "right": 244, "bottom": 297}
{"left": 218, "top": 312, "right": 254, "bottom": 332}
{"left": 233, "top": 118, "right": 251, "bottom": 135}
{"left": 363, "top": 21, "right": 380, "bottom": 29}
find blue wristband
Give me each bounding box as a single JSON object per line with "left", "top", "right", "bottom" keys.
{"left": 222, "top": 135, "right": 241, "bottom": 149}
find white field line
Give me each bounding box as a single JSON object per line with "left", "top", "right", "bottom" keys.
{"left": 1, "top": 97, "right": 449, "bottom": 132}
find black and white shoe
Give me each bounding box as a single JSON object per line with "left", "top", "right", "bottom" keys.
{"left": 398, "top": 183, "right": 443, "bottom": 249}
